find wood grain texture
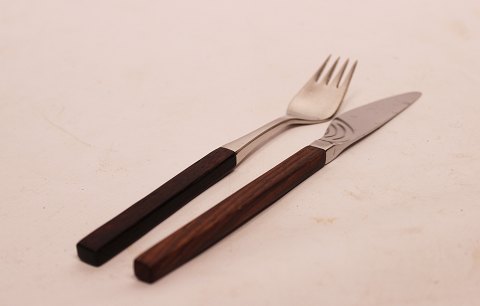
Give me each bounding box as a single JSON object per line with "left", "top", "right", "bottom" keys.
{"left": 77, "top": 147, "right": 236, "bottom": 266}
{"left": 134, "top": 145, "right": 326, "bottom": 283}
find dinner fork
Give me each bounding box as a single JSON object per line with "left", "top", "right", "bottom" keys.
{"left": 77, "top": 56, "right": 357, "bottom": 266}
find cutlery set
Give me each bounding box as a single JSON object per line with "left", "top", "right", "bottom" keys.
{"left": 77, "top": 56, "right": 421, "bottom": 283}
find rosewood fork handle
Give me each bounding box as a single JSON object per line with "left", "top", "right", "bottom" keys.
{"left": 134, "top": 146, "right": 326, "bottom": 283}
{"left": 77, "top": 147, "right": 236, "bottom": 266}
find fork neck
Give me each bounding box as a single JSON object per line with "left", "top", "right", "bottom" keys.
{"left": 222, "top": 115, "right": 309, "bottom": 164}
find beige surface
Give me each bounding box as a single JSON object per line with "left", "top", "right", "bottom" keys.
{"left": 1, "top": 0, "right": 480, "bottom": 305}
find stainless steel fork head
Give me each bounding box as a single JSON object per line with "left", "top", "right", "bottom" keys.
{"left": 223, "top": 56, "right": 357, "bottom": 163}
{"left": 287, "top": 56, "right": 357, "bottom": 122}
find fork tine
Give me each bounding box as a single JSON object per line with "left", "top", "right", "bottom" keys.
{"left": 339, "top": 60, "right": 358, "bottom": 91}
{"left": 310, "top": 55, "right": 331, "bottom": 82}
{"left": 320, "top": 57, "right": 340, "bottom": 85}
{"left": 331, "top": 59, "right": 349, "bottom": 88}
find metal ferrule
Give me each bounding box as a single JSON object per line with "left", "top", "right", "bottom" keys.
{"left": 309, "top": 139, "right": 343, "bottom": 164}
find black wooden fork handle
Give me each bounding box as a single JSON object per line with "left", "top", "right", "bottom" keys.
{"left": 77, "top": 147, "right": 236, "bottom": 266}
{"left": 134, "top": 146, "right": 326, "bottom": 283}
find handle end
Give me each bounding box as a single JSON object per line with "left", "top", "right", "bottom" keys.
{"left": 76, "top": 240, "right": 104, "bottom": 267}
{"left": 134, "top": 259, "right": 156, "bottom": 283}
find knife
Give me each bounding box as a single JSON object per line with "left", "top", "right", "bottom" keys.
{"left": 133, "top": 92, "right": 421, "bottom": 283}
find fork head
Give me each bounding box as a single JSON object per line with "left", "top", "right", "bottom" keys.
{"left": 287, "top": 56, "right": 357, "bottom": 122}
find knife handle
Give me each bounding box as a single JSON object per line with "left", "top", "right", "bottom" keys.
{"left": 77, "top": 147, "right": 236, "bottom": 266}
{"left": 134, "top": 145, "right": 326, "bottom": 283}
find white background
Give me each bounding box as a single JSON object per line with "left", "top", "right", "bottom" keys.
{"left": 1, "top": 0, "right": 479, "bottom": 305}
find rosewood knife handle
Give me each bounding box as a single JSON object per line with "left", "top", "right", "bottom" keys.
{"left": 77, "top": 147, "right": 236, "bottom": 266}
{"left": 134, "top": 145, "right": 326, "bottom": 283}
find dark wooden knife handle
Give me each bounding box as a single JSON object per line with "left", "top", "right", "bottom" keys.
{"left": 134, "top": 145, "right": 326, "bottom": 283}
{"left": 77, "top": 147, "right": 236, "bottom": 266}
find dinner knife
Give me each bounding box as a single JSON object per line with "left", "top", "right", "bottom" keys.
{"left": 134, "top": 92, "right": 421, "bottom": 283}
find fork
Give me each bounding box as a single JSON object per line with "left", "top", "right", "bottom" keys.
{"left": 76, "top": 56, "right": 357, "bottom": 266}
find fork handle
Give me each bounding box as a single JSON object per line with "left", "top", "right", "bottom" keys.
{"left": 134, "top": 145, "right": 326, "bottom": 283}
{"left": 77, "top": 147, "right": 236, "bottom": 266}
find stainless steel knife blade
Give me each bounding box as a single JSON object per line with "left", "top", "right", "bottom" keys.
{"left": 311, "top": 92, "right": 421, "bottom": 163}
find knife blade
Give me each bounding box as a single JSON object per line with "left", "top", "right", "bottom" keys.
{"left": 134, "top": 92, "right": 421, "bottom": 283}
